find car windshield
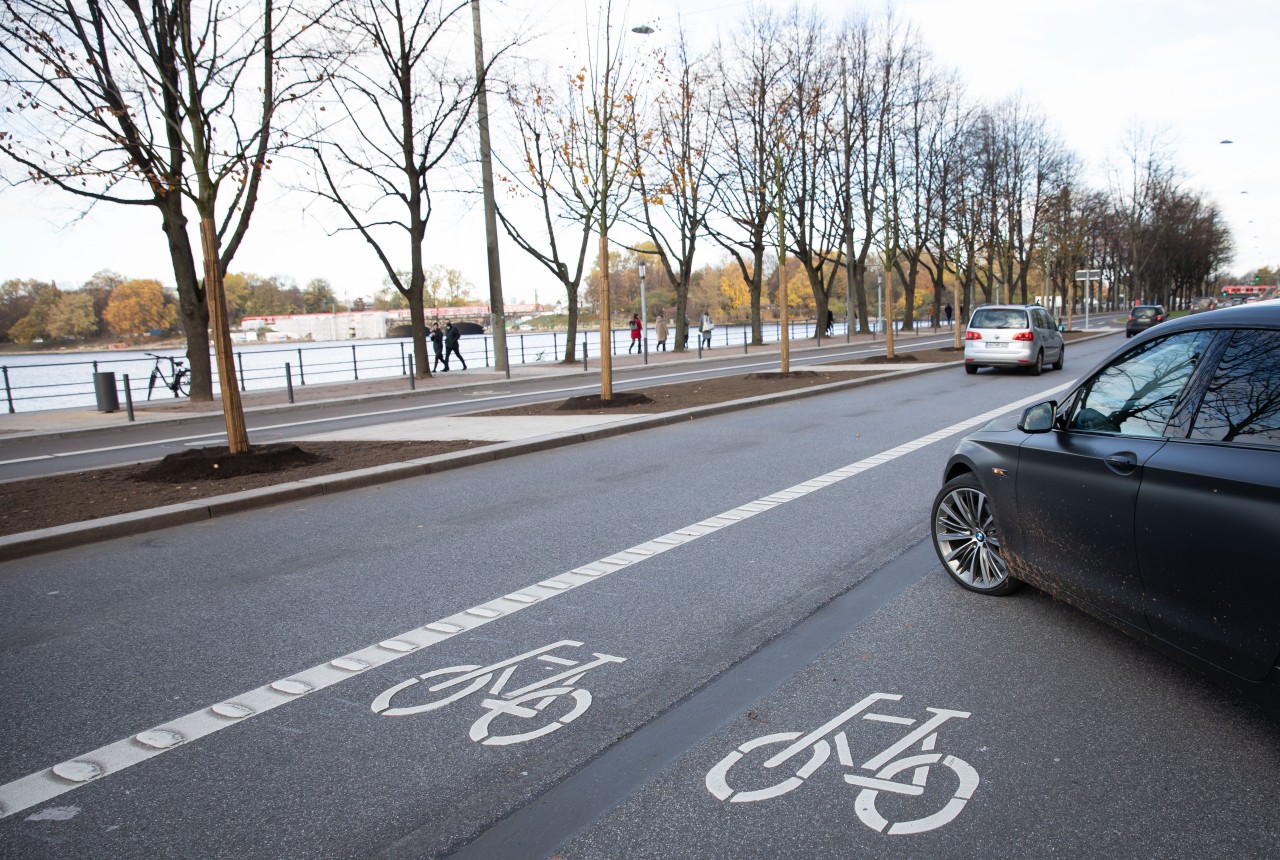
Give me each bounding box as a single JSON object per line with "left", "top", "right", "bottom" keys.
{"left": 970, "top": 309, "right": 1027, "bottom": 329}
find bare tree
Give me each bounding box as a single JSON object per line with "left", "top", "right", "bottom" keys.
{"left": 1, "top": 0, "right": 329, "bottom": 427}
{"left": 705, "top": 5, "right": 787, "bottom": 346}
{"left": 496, "top": 76, "right": 597, "bottom": 362}
{"left": 304, "top": 0, "right": 480, "bottom": 380}
{"left": 839, "top": 13, "right": 906, "bottom": 334}
{"left": 626, "top": 25, "right": 714, "bottom": 353}
{"left": 777, "top": 7, "right": 844, "bottom": 337}
{"left": 495, "top": 3, "right": 641, "bottom": 388}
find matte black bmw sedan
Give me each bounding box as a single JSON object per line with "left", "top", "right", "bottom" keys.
{"left": 931, "top": 300, "right": 1280, "bottom": 710}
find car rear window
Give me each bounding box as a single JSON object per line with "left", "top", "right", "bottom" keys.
{"left": 1133, "top": 307, "right": 1158, "bottom": 319}
{"left": 970, "top": 309, "right": 1028, "bottom": 329}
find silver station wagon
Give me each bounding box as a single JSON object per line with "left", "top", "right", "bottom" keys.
{"left": 964, "top": 303, "right": 1065, "bottom": 376}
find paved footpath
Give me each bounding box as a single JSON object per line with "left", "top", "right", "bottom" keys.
{"left": 0, "top": 328, "right": 1017, "bottom": 562}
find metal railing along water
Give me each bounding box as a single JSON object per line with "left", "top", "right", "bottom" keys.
{"left": 0, "top": 316, "right": 917, "bottom": 414}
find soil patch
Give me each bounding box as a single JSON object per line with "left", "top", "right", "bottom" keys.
{"left": 0, "top": 440, "right": 483, "bottom": 537}
{"left": 3, "top": 341, "right": 988, "bottom": 536}
{"left": 136, "top": 443, "right": 324, "bottom": 482}
{"left": 557, "top": 391, "right": 654, "bottom": 411}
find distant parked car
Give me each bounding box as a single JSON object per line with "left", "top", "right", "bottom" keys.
{"left": 1125, "top": 304, "right": 1166, "bottom": 337}
{"left": 931, "top": 299, "right": 1280, "bottom": 711}
{"left": 963, "top": 304, "right": 1065, "bottom": 376}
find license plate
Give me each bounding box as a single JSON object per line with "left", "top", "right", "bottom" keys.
{"left": 984, "top": 342, "right": 1008, "bottom": 349}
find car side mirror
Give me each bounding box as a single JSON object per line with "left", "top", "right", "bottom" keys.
{"left": 1019, "top": 400, "right": 1057, "bottom": 433}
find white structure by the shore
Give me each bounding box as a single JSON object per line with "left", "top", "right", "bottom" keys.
{"left": 238, "top": 305, "right": 540, "bottom": 342}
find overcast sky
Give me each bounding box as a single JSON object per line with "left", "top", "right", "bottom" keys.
{"left": 3, "top": 0, "right": 1275, "bottom": 303}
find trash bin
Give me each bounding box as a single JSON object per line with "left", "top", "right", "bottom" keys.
{"left": 93, "top": 371, "right": 119, "bottom": 413}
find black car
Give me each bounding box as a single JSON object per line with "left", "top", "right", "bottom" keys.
{"left": 1125, "top": 304, "right": 1166, "bottom": 337}
{"left": 930, "top": 300, "right": 1280, "bottom": 710}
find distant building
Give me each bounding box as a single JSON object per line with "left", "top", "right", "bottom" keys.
{"left": 239, "top": 304, "right": 540, "bottom": 342}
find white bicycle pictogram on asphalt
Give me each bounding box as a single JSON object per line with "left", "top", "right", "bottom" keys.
{"left": 370, "top": 640, "right": 625, "bottom": 746}
{"left": 705, "top": 693, "right": 979, "bottom": 835}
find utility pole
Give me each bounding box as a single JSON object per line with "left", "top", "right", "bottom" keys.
{"left": 471, "top": 0, "right": 508, "bottom": 378}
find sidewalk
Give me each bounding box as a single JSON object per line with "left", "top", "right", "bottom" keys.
{"left": 0, "top": 327, "right": 950, "bottom": 442}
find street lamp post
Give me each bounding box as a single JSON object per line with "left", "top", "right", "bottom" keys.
{"left": 638, "top": 260, "right": 648, "bottom": 365}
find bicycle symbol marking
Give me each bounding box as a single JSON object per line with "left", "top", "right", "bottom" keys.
{"left": 370, "top": 640, "right": 625, "bottom": 747}
{"left": 705, "top": 693, "right": 979, "bottom": 835}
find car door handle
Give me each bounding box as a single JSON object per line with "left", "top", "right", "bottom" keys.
{"left": 1104, "top": 453, "right": 1138, "bottom": 475}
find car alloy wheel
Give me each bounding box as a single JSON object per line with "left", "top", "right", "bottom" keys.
{"left": 930, "top": 474, "right": 1020, "bottom": 595}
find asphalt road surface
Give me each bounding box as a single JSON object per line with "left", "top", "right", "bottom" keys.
{"left": 2, "top": 332, "right": 1277, "bottom": 859}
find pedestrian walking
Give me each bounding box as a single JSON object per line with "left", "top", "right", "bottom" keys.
{"left": 655, "top": 312, "right": 669, "bottom": 351}
{"left": 628, "top": 313, "right": 642, "bottom": 354}
{"left": 430, "top": 323, "right": 445, "bottom": 371}
{"left": 700, "top": 310, "right": 714, "bottom": 349}
{"left": 944, "top": 303, "right": 953, "bottom": 327}
{"left": 443, "top": 321, "right": 466, "bottom": 370}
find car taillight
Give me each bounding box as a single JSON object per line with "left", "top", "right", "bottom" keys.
{"left": 1156, "top": 315, "right": 1164, "bottom": 321}
{"left": 965, "top": 331, "right": 982, "bottom": 340}
{"left": 1012, "top": 331, "right": 1035, "bottom": 341}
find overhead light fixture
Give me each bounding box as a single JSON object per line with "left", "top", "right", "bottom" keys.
{"left": 1220, "top": 139, "right": 1233, "bottom": 144}
{"left": 632, "top": 24, "right": 654, "bottom": 34}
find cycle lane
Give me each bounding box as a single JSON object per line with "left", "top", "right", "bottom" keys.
{"left": 0, "top": 365, "right": 1128, "bottom": 859}
{"left": 547, "top": 556, "right": 1280, "bottom": 860}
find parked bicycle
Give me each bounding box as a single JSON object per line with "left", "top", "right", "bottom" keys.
{"left": 146, "top": 353, "right": 190, "bottom": 399}
{"left": 705, "top": 692, "right": 979, "bottom": 836}
{"left": 370, "top": 640, "right": 626, "bottom": 746}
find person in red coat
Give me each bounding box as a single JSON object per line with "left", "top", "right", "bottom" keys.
{"left": 628, "top": 314, "right": 642, "bottom": 354}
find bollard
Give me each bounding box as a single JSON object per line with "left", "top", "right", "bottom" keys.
{"left": 408, "top": 355, "right": 416, "bottom": 390}
{"left": 123, "top": 373, "right": 135, "bottom": 421}
{"left": 744, "top": 330, "right": 749, "bottom": 354}
{"left": 582, "top": 338, "right": 588, "bottom": 372}
{"left": 285, "top": 362, "right": 295, "bottom": 403}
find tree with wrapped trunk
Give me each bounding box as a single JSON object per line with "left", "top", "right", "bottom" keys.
{"left": 706, "top": 5, "right": 787, "bottom": 346}
{"left": 495, "top": 1, "right": 642, "bottom": 388}
{"left": 1, "top": 1, "right": 330, "bottom": 421}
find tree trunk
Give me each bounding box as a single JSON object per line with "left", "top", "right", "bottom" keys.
{"left": 158, "top": 195, "right": 212, "bottom": 401}
{"left": 199, "top": 217, "right": 249, "bottom": 453}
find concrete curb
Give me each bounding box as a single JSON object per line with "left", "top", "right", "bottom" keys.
{"left": 0, "top": 360, "right": 956, "bottom": 562}
{"left": 0, "top": 330, "right": 1117, "bottom": 561}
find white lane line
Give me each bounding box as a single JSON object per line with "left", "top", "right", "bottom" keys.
{"left": 0, "top": 383, "right": 1066, "bottom": 819}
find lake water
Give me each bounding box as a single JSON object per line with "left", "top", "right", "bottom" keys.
{"left": 0, "top": 319, "right": 871, "bottom": 413}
